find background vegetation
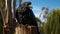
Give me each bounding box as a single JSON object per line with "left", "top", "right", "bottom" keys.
{"left": 42, "top": 9, "right": 60, "bottom": 34}
{"left": 0, "top": 11, "right": 3, "bottom": 34}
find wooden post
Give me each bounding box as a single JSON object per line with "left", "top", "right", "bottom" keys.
{"left": 15, "top": 25, "right": 38, "bottom": 34}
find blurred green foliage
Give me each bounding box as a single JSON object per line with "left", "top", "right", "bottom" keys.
{"left": 0, "top": 11, "right": 3, "bottom": 34}
{"left": 43, "top": 9, "right": 60, "bottom": 34}
{"left": 0, "top": 0, "right": 3, "bottom": 34}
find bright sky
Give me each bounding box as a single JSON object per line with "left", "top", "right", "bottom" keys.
{"left": 16, "top": 0, "right": 60, "bottom": 22}
{"left": 29, "top": 0, "right": 60, "bottom": 17}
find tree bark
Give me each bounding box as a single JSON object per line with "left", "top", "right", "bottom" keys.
{"left": 2, "top": 0, "right": 16, "bottom": 34}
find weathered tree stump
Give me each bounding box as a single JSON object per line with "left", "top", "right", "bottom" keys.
{"left": 15, "top": 25, "right": 38, "bottom": 34}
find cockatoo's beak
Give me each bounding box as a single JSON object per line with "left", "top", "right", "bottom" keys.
{"left": 29, "top": 5, "right": 33, "bottom": 9}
